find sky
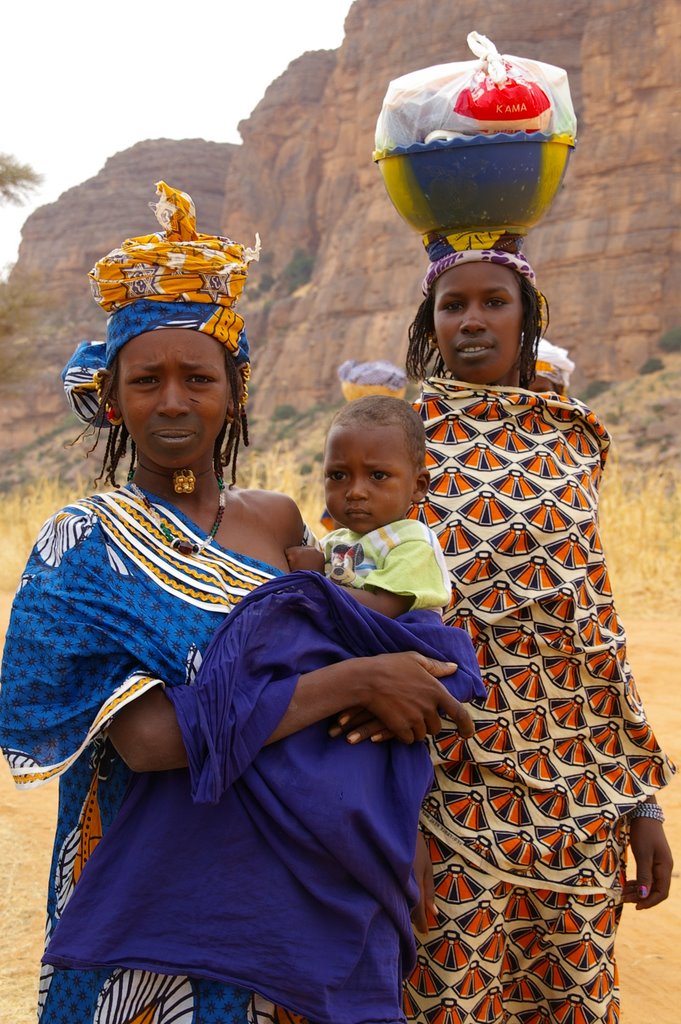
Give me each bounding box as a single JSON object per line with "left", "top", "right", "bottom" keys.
{"left": 1, "top": 0, "right": 354, "bottom": 276}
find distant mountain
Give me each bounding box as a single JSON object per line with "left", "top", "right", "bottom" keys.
{"left": 2, "top": 0, "right": 679, "bottom": 483}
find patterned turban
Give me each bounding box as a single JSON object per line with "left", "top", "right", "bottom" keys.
{"left": 90, "top": 181, "right": 260, "bottom": 368}
{"left": 422, "top": 247, "right": 537, "bottom": 295}
{"left": 61, "top": 340, "right": 108, "bottom": 427}
{"left": 535, "top": 337, "right": 575, "bottom": 392}
{"left": 421, "top": 246, "right": 548, "bottom": 334}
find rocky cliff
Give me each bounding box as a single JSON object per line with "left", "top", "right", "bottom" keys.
{"left": 2, "top": 0, "right": 680, "bottom": 477}
{"left": 15, "top": 138, "right": 236, "bottom": 326}
{"left": 230, "top": 0, "right": 680, "bottom": 412}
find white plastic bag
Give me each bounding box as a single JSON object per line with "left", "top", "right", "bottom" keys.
{"left": 375, "top": 32, "right": 577, "bottom": 155}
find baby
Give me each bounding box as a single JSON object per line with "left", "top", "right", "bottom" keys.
{"left": 287, "top": 395, "right": 451, "bottom": 618}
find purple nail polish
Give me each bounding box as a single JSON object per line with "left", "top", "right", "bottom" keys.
{"left": 638, "top": 884, "right": 649, "bottom": 898}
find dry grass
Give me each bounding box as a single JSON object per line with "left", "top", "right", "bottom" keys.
{"left": 0, "top": 450, "right": 678, "bottom": 615}
{"left": 237, "top": 442, "right": 325, "bottom": 533}
{"left": 0, "top": 477, "right": 88, "bottom": 594}
{"left": 599, "top": 459, "right": 681, "bottom": 618}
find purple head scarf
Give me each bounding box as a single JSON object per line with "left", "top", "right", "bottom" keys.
{"left": 422, "top": 248, "right": 537, "bottom": 296}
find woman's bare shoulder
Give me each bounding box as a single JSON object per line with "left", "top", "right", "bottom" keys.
{"left": 229, "top": 487, "right": 305, "bottom": 542}
{"left": 231, "top": 486, "right": 300, "bottom": 514}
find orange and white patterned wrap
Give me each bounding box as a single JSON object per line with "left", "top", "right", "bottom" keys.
{"left": 404, "top": 376, "right": 675, "bottom": 1023}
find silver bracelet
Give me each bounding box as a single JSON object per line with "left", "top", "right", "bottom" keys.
{"left": 629, "top": 801, "right": 665, "bottom": 823}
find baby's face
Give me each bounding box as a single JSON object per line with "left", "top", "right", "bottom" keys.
{"left": 323, "top": 423, "right": 429, "bottom": 535}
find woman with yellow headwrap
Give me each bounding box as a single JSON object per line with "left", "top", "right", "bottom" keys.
{"left": 0, "top": 183, "right": 475, "bottom": 1024}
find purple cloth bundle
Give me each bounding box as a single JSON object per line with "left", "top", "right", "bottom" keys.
{"left": 45, "top": 571, "right": 484, "bottom": 1023}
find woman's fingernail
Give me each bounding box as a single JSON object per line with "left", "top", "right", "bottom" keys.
{"left": 347, "top": 731, "right": 360, "bottom": 744}
{"left": 638, "top": 885, "right": 649, "bottom": 899}
{"left": 338, "top": 713, "right": 350, "bottom": 726}
{"left": 328, "top": 726, "right": 341, "bottom": 737}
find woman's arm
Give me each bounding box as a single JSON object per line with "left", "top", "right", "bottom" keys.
{"left": 107, "top": 686, "right": 188, "bottom": 772}
{"left": 266, "top": 651, "right": 473, "bottom": 744}
{"left": 108, "top": 493, "right": 474, "bottom": 769}
{"left": 107, "top": 651, "right": 474, "bottom": 771}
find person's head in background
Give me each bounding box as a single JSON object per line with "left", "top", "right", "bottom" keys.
{"left": 336, "top": 359, "right": 407, "bottom": 401}
{"left": 530, "top": 338, "right": 575, "bottom": 396}
{"left": 323, "top": 395, "right": 430, "bottom": 536}
{"left": 406, "top": 250, "right": 548, "bottom": 388}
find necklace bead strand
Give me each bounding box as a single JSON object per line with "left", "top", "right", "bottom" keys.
{"left": 128, "top": 478, "right": 225, "bottom": 557}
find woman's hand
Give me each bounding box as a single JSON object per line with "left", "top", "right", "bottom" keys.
{"left": 328, "top": 706, "right": 393, "bottom": 741}
{"left": 268, "top": 651, "right": 474, "bottom": 745}
{"left": 411, "top": 831, "right": 436, "bottom": 934}
{"left": 328, "top": 653, "right": 474, "bottom": 744}
{"left": 355, "top": 652, "right": 473, "bottom": 744}
{"left": 622, "top": 816, "right": 673, "bottom": 909}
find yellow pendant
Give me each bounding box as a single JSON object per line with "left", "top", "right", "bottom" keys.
{"left": 172, "top": 469, "right": 196, "bottom": 494}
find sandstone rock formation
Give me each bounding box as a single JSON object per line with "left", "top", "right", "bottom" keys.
{"left": 2, "top": 0, "right": 680, "bottom": 470}
{"left": 231, "top": 0, "right": 681, "bottom": 414}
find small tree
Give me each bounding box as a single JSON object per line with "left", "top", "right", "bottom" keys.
{"left": 658, "top": 326, "right": 681, "bottom": 353}
{"left": 0, "top": 274, "right": 46, "bottom": 382}
{"left": 580, "top": 379, "right": 610, "bottom": 402}
{"left": 272, "top": 404, "right": 298, "bottom": 421}
{"left": 639, "top": 356, "right": 664, "bottom": 375}
{"left": 280, "top": 250, "right": 314, "bottom": 295}
{"left": 0, "top": 153, "right": 42, "bottom": 206}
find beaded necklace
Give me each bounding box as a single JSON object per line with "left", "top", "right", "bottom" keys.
{"left": 128, "top": 478, "right": 226, "bottom": 556}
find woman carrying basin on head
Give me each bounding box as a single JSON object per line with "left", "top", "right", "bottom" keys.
{"left": 369, "top": 33, "right": 676, "bottom": 1023}
{"left": 397, "top": 235, "right": 676, "bottom": 1024}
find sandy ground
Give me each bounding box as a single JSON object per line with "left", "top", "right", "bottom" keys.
{"left": 0, "top": 596, "right": 678, "bottom": 1024}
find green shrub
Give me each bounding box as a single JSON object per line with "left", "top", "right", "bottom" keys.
{"left": 580, "top": 379, "right": 610, "bottom": 401}
{"left": 300, "top": 463, "right": 313, "bottom": 476}
{"left": 272, "top": 403, "right": 298, "bottom": 421}
{"left": 0, "top": 273, "right": 46, "bottom": 380}
{"left": 658, "top": 326, "right": 681, "bottom": 353}
{"left": 280, "top": 249, "right": 314, "bottom": 295}
{"left": 256, "top": 272, "right": 275, "bottom": 295}
{"left": 639, "top": 356, "right": 664, "bottom": 375}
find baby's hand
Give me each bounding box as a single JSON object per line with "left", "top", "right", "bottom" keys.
{"left": 285, "top": 546, "right": 325, "bottom": 573}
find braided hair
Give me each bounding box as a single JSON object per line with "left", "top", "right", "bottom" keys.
{"left": 93, "top": 348, "right": 249, "bottom": 487}
{"left": 406, "top": 270, "right": 548, "bottom": 389}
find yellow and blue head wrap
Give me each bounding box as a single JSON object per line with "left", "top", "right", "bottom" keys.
{"left": 90, "top": 181, "right": 259, "bottom": 369}
{"left": 64, "top": 183, "right": 259, "bottom": 424}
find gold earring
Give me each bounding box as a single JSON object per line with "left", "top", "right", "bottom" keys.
{"left": 427, "top": 333, "right": 438, "bottom": 350}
